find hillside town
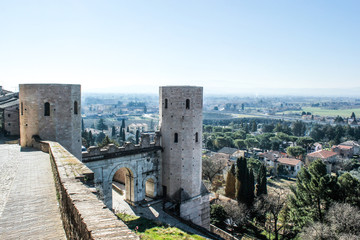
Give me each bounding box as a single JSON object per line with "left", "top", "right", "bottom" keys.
{"left": 1, "top": 84, "right": 360, "bottom": 239}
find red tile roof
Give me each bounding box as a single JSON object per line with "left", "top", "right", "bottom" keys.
{"left": 307, "top": 150, "right": 337, "bottom": 159}
{"left": 336, "top": 145, "right": 353, "bottom": 150}
{"left": 277, "top": 158, "right": 301, "bottom": 166}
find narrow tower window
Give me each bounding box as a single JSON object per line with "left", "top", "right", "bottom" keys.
{"left": 21, "top": 102, "right": 23, "bottom": 115}
{"left": 186, "top": 99, "right": 190, "bottom": 109}
{"left": 174, "top": 133, "right": 178, "bottom": 143}
{"left": 44, "top": 102, "right": 50, "bottom": 116}
{"left": 74, "top": 101, "right": 78, "bottom": 114}
{"left": 165, "top": 99, "right": 168, "bottom": 109}
{"left": 195, "top": 132, "right": 198, "bottom": 143}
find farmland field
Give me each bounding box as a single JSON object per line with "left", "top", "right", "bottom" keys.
{"left": 279, "top": 107, "right": 360, "bottom": 118}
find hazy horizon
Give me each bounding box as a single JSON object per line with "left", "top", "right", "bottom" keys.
{"left": 1, "top": 1, "right": 359, "bottom": 96}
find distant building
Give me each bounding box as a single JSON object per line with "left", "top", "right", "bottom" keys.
{"left": 276, "top": 158, "right": 303, "bottom": 177}
{"left": 339, "top": 140, "right": 359, "bottom": 155}
{"left": 332, "top": 145, "right": 354, "bottom": 158}
{"left": 128, "top": 123, "right": 148, "bottom": 133}
{"left": 0, "top": 87, "right": 19, "bottom": 136}
{"left": 217, "top": 147, "right": 245, "bottom": 161}
{"left": 259, "top": 151, "right": 287, "bottom": 168}
{"left": 306, "top": 150, "right": 337, "bottom": 173}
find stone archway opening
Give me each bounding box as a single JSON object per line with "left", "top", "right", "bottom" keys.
{"left": 145, "top": 178, "right": 156, "bottom": 200}
{"left": 112, "top": 167, "right": 134, "bottom": 212}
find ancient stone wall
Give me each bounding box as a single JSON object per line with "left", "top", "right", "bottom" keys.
{"left": 35, "top": 140, "right": 139, "bottom": 240}
{"left": 19, "top": 84, "right": 81, "bottom": 159}
{"left": 4, "top": 104, "right": 19, "bottom": 135}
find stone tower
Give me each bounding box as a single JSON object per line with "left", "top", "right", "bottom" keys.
{"left": 159, "top": 86, "right": 210, "bottom": 229}
{"left": 19, "top": 84, "right": 82, "bottom": 159}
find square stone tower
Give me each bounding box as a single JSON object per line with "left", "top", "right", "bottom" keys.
{"left": 159, "top": 86, "right": 210, "bottom": 229}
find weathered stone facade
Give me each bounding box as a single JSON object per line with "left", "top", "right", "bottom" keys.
{"left": 2, "top": 102, "right": 20, "bottom": 136}
{"left": 159, "top": 86, "right": 210, "bottom": 229}
{"left": 82, "top": 133, "right": 162, "bottom": 208}
{"left": 19, "top": 84, "right": 82, "bottom": 159}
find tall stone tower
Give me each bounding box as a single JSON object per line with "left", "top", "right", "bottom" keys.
{"left": 159, "top": 86, "right": 209, "bottom": 229}
{"left": 19, "top": 84, "right": 82, "bottom": 159}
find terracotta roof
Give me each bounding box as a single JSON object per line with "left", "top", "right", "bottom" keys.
{"left": 307, "top": 150, "right": 337, "bottom": 159}
{"left": 336, "top": 145, "right": 353, "bottom": 150}
{"left": 340, "top": 141, "right": 360, "bottom": 147}
{"left": 277, "top": 158, "right": 301, "bottom": 166}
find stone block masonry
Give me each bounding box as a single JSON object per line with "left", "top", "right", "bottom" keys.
{"left": 19, "top": 84, "right": 82, "bottom": 160}
{"left": 36, "top": 140, "right": 139, "bottom": 240}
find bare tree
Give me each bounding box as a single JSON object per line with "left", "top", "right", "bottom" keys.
{"left": 254, "top": 188, "right": 287, "bottom": 240}
{"left": 221, "top": 200, "right": 250, "bottom": 232}
{"left": 300, "top": 203, "right": 360, "bottom": 239}
{"left": 202, "top": 156, "right": 227, "bottom": 188}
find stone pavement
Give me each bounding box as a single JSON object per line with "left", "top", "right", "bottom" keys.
{"left": 0, "top": 144, "right": 66, "bottom": 239}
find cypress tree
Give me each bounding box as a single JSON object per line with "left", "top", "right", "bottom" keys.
{"left": 111, "top": 126, "right": 116, "bottom": 137}
{"left": 248, "top": 168, "right": 255, "bottom": 205}
{"left": 236, "top": 157, "right": 248, "bottom": 204}
{"left": 256, "top": 164, "right": 267, "bottom": 196}
{"left": 122, "top": 129, "right": 126, "bottom": 141}
{"left": 81, "top": 118, "right": 85, "bottom": 132}
{"left": 225, "top": 164, "right": 236, "bottom": 199}
{"left": 136, "top": 129, "right": 140, "bottom": 144}
{"left": 121, "top": 119, "right": 125, "bottom": 129}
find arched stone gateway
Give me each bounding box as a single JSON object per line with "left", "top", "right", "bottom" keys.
{"left": 82, "top": 136, "right": 162, "bottom": 209}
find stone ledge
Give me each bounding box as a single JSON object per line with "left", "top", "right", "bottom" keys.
{"left": 34, "top": 140, "right": 139, "bottom": 240}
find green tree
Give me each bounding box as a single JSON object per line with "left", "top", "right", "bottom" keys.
{"left": 286, "top": 146, "right": 306, "bottom": 159}
{"left": 111, "top": 126, "right": 116, "bottom": 137}
{"left": 210, "top": 204, "right": 227, "bottom": 228}
{"left": 236, "top": 157, "right": 254, "bottom": 205}
{"left": 225, "top": 164, "right": 236, "bottom": 199}
{"left": 89, "top": 130, "right": 94, "bottom": 146}
{"left": 251, "top": 121, "right": 257, "bottom": 132}
{"left": 81, "top": 118, "right": 85, "bottom": 132}
{"left": 97, "top": 118, "right": 108, "bottom": 131}
{"left": 338, "top": 172, "right": 360, "bottom": 207}
{"left": 122, "top": 129, "right": 126, "bottom": 141}
{"left": 292, "top": 120, "right": 306, "bottom": 136}
{"left": 135, "top": 129, "right": 140, "bottom": 144}
{"left": 256, "top": 164, "right": 267, "bottom": 196}
{"left": 234, "top": 139, "right": 246, "bottom": 149}
{"left": 245, "top": 138, "right": 259, "bottom": 149}
{"left": 121, "top": 119, "right": 125, "bottom": 129}
{"left": 96, "top": 132, "right": 106, "bottom": 144}
{"left": 296, "top": 136, "right": 315, "bottom": 152}
{"left": 289, "top": 160, "right": 338, "bottom": 231}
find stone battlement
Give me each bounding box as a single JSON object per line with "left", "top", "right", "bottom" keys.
{"left": 82, "top": 132, "right": 162, "bottom": 162}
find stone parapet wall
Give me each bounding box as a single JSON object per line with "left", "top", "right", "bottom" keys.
{"left": 82, "top": 132, "right": 161, "bottom": 162}
{"left": 35, "top": 140, "right": 139, "bottom": 240}
{"left": 210, "top": 225, "right": 240, "bottom": 240}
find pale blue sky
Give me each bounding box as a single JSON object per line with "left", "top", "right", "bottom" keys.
{"left": 0, "top": 1, "right": 359, "bottom": 95}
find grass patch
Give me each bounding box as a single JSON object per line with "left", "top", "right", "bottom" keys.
{"left": 117, "top": 213, "right": 205, "bottom": 240}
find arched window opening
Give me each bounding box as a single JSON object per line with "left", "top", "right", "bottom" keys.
{"left": 74, "top": 101, "right": 78, "bottom": 115}
{"left": 21, "top": 102, "right": 23, "bottom": 115}
{"left": 186, "top": 99, "right": 190, "bottom": 109}
{"left": 165, "top": 99, "right": 168, "bottom": 109}
{"left": 174, "top": 133, "right": 178, "bottom": 143}
{"left": 44, "top": 102, "right": 50, "bottom": 116}
{"left": 195, "top": 132, "right": 199, "bottom": 143}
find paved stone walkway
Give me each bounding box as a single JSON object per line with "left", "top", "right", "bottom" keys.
{"left": 0, "top": 144, "right": 66, "bottom": 239}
